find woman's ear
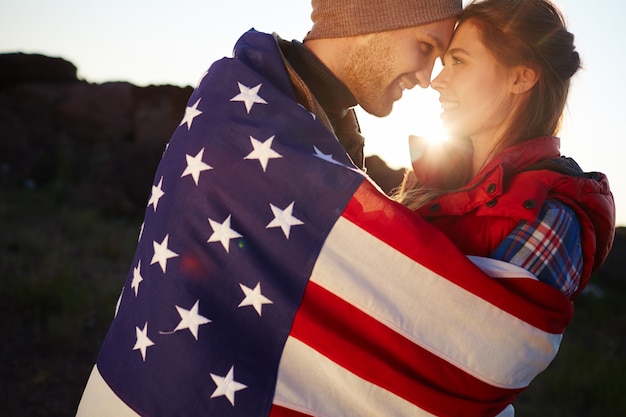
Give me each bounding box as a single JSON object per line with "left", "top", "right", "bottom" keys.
{"left": 510, "top": 65, "right": 540, "bottom": 94}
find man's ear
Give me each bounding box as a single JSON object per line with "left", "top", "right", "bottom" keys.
{"left": 510, "top": 65, "right": 540, "bottom": 94}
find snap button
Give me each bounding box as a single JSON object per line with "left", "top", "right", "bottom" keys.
{"left": 429, "top": 203, "right": 441, "bottom": 212}
{"left": 486, "top": 199, "right": 498, "bottom": 208}
{"left": 523, "top": 199, "right": 537, "bottom": 209}
{"left": 486, "top": 183, "right": 497, "bottom": 194}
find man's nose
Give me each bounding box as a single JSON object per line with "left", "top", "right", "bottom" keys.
{"left": 414, "top": 61, "right": 437, "bottom": 89}
{"left": 414, "top": 71, "right": 430, "bottom": 89}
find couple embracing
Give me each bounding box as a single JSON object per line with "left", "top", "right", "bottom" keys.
{"left": 78, "top": 1, "right": 614, "bottom": 416}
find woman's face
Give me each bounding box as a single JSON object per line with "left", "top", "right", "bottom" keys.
{"left": 431, "top": 21, "right": 518, "bottom": 142}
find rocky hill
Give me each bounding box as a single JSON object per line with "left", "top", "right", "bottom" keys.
{"left": 1, "top": 53, "right": 194, "bottom": 214}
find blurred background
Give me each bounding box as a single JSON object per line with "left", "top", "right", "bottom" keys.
{"left": 1, "top": 1, "right": 624, "bottom": 416}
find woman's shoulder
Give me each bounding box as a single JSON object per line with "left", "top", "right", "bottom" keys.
{"left": 491, "top": 199, "right": 583, "bottom": 298}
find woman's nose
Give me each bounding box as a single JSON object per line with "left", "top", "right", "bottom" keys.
{"left": 430, "top": 72, "right": 446, "bottom": 91}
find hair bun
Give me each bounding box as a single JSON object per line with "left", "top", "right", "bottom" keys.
{"left": 562, "top": 49, "right": 581, "bottom": 80}
{"left": 538, "top": 27, "right": 580, "bottom": 81}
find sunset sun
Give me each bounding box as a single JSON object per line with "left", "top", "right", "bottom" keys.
{"left": 358, "top": 82, "right": 450, "bottom": 170}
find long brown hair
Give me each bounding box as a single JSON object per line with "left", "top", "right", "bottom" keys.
{"left": 461, "top": 0, "right": 580, "bottom": 145}
{"left": 395, "top": 0, "right": 580, "bottom": 210}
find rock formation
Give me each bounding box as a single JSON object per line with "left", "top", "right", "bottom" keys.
{"left": 0, "top": 53, "right": 193, "bottom": 213}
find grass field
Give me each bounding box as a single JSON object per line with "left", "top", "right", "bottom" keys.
{"left": 1, "top": 185, "right": 624, "bottom": 416}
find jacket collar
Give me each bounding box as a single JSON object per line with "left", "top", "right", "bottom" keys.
{"left": 464, "top": 136, "right": 561, "bottom": 189}
{"left": 420, "top": 136, "right": 562, "bottom": 215}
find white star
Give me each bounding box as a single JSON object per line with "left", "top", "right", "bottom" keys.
{"left": 173, "top": 300, "right": 211, "bottom": 340}
{"left": 131, "top": 260, "right": 143, "bottom": 297}
{"left": 138, "top": 222, "right": 145, "bottom": 242}
{"left": 230, "top": 82, "right": 267, "bottom": 114}
{"left": 114, "top": 288, "right": 123, "bottom": 318}
{"left": 150, "top": 234, "right": 179, "bottom": 273}
{"left": 238, "top": 282, "right": 273, "bottom": 316}
{"left": 181, "top": 148, "right": 213, "bottom": 185}
{"left": 297, "top": 103, "right": 316, "bottom": 119}
{"left": 210, "top": 365, "right": 247, "bottom": 406}
{"left": 179, "top": 98, "right": 203, "bottom": 130}
{"left": 244, "top": 135, "right": 282, "bottom": 172}
{"left": 208, "top": 215, "right": 242, "bottom": 252}
{"left": 133, "top": 322, "right": 155, "bottom": 362}
{"left": 313, "top": 146, "right": 342, "bottom": 166}
{"left": 266, "top": 202, "right": 304, "bottom": 239}
{"left": 147, "top": 177, "right": 165, "bottom": 212}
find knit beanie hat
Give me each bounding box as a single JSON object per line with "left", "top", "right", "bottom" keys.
{"left": 304, "top": 0, "right": 463, "bottom": 40}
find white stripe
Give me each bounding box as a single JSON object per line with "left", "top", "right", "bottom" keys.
{"left": 468, "top": 255, "right": 539, "bottom": 280}
{"left": 274, "top": 337, "right": 436, "bottom": 417}
{"left": 497, "top": 404, "right": 516, "bottom": 417}
{"left": 75, "top": 365, "right": 140, "bottom": 417}
{"left": 310, "top": 217, "right": 561, "bottom": 389}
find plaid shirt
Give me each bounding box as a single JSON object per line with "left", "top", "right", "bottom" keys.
{"left": 491, "top": 200, "right": 582, "bottom": 298}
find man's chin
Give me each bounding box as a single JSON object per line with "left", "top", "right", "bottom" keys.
{"left": 361, "top": 101, "right": 393, "bottom": 118}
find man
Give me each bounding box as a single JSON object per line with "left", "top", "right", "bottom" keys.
{"left": 76, "top": 1, "right": 571, "bottom": 416}
{"left": 279, "top": 1, "right": 457, "bottom": 170}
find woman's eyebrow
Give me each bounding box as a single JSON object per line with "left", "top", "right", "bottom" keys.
{"left": 445, "top": 47, "right": 471, "bottom": 57}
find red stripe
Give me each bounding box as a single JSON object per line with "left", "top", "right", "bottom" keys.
{"left": 269, "top": 404, "right": 312, "bottom": 417}
{"left": 343, "top": 181, "right": 573, "bottom": 333}
{"left": 290, "top": 281, "right": 519, "bottom": 416}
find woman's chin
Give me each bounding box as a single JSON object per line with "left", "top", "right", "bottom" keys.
{"left": 440, "top": 120, "right": 464, "bottom": 138}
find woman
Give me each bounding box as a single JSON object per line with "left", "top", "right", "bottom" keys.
{"left": 396, "top": 0, "right": 615, "bottom": 299}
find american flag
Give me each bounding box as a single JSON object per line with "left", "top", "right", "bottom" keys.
{"left": 76, "top": 30, "right": 573, "bottom": 417}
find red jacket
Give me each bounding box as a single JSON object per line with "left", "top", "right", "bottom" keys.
{"left": 411, "top": 136, "right": 615, "bottom": 297}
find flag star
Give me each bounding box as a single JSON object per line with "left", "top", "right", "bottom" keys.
{"left": 238, "top": 282, "right": 273, "bottom": 316}
{"left": 297, "top": 103, "right": 316, "bottom": 119}
{"left": 147, "top": 177, "right": 165, "bottom": 212}
{"left": 266, "top": 202, "right": 304, "bottom": 239}
{"left": 208, "top": 215, "right": 242, "bottom": 252}
{"left": 131, "top": 260, "right": 143, "bottom": 296}
{"left": 181, "top": 148, "right": 213, "bottom": 185}
{"left": 313, "top": 146, "right": 342, "bottom": 166}
{"left": 210, "top": 365, "right": 247, "bottom": 406}
{"left": 180, "top": 98, "right": 203, "bottom": 130}
{"left": 133, "top": 322, "right": 155, "bottom": 362}
{"left": 174, "top": 300, "right": 211, "bottom": 340}
{"left": 244, "top": 135, "right": 282, "bottom": 172}
{"left": 138, "top": 222, "right": 145, "bottom": 242}
{"left": 150, "top": 234, "right": 179, "bottom": 273}
{"left": 114, "top": 288, "right": 123, "bottom": 318}
{"left": 230, "top": 82, "right": 267, "bottom": 113}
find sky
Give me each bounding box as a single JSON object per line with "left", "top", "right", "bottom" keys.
{"left": 1, "top": 0, "right": 624, "bottom": 226}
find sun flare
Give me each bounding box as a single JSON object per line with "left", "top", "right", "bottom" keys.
{"left": 358, "top": 85, "right": 449, "bottom": 170}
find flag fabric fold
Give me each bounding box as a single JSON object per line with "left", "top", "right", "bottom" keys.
{"left": 76, "top": 30, "right": 573, "bottom": 417}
